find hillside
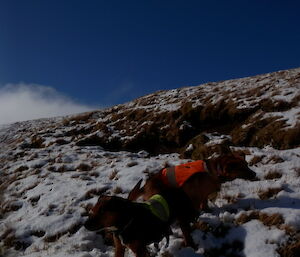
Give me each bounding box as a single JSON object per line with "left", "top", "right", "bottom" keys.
{"left": 0, "top": 68, "right": 300, "bottom": 257}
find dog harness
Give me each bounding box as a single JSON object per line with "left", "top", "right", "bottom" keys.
{"left": 143, "top": 194, "right": 170, "bottom": 222}
{"left": 161, "top": 160, "right": 208, "bottom": 187}
{"left": 116, "top": 195, "right": 171, "bottom": 247}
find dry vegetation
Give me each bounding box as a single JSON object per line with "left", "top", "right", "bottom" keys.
{"left": 236, "top": 211, "right": 284, "bottom": 228}
{"left": 264, "top": 170, "right": 283, "bottom": 180}
{"left": 258, "top": 187, "right": 283, "bottom": 200}
{"left": 278, "top": 234, "right": 300, "bottom": 257}
{"left": 28, "top": 69, "right": 295, "bottom": 157}
{"left": 0, "top": 67, "right": 299, "bottom": 257}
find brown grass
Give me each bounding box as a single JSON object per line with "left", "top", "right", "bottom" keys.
{"left": 109, "top": 169, "right": 118, "bottom": 180}
{"left": 14, "top": 165, "right": 29, "bottom": 173}
{"left": 113, "top": 187, "right": 123, "bottom": 194}
{"left": 89, "top": 171, "right": 99, "bottom": 177}
{"left": 0, "top": 182, "right": 6, "bottom": 219}
{"left": 65, "top": 80, "right": 299, "bottom": 155}
{"left": 266, "top": 155, "right": 285, "bottom": 164}
{"left": 55, "top": 138, "right": 69, "bottom": 145}
{"left": 232, "top": 116, "right": 300, "bottom": 150}
{"left": 278, "top": 238, "right": 300, "bottom": 257}
{"left": 258, "top": 187, "right": 283, "bottom": 200}
{"left": 192, "top": 221, "right": 231, "bottom": 238}
{"left": 62, "top": 112, "right": 95, "bottom": 126}
{"left": 29, "top": 195, "right": 40, "bottom": 206}
{"left": 30, "top": 230, "right": 45, "bottom": 237}
{"left": 223, "top": 195, "right": 238, "bottom": 204}
{"left": 83, "top": 188, "right": 107, "bottom": 200}
{"left": 249, "top": 155, "right": 265, "bottom": 165}
{"left": 21, "top": 136, "right": 45, "bottom": 149}
{"left": 182, "top": 133, "right": 232, "bottom": 160}
{"left": 1, "top": 228, "right": 31, "bottom": 250}
{"left": 236, "top": 211, "right": 284, "bottom": 228}
{"left": 126, "top": 161, "right": 139, "bottom": 167}
{"left": 76, "top": 163, "right": 92, "bottom": 172}
{"left": 294, "top": 167, "right": 300, "bottom": 177}
{"left": 281, "top": 225, "right": 296, "bottom": 235}
{"left": 264, "top": 171, "right": 283, "bottom": 180}
{"left": 48, "top": 165, "right": 67, "bottom": 173}
{"left": 259, "top": 213, "right": 284, "bottom": 227}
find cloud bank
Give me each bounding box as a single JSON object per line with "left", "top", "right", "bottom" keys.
{"left": 0, "top": 84, "right": 94, "bottom": 125}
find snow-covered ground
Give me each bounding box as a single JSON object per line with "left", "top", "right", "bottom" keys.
{"left": 1, "top": 68, "right": 299, "bottom": 257}
{"left": 0, "top": 120, "right": 299, "bottom": 257}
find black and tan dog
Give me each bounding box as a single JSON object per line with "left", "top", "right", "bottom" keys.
{"left": 84, "top": 189, "right": 196, "bottom": 257}
{"left": 128, "top": 152, "right": 256, "bottom": 247}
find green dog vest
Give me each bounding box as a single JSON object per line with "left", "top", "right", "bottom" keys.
{"left": 144, "top": 194, "right": 170, "bottom": 222}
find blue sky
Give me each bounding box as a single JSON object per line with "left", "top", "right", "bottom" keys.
{"left": 1, "top": 0, "right": 300, "bottom": 110}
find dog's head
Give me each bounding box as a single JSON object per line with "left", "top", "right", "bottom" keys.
{"left": 84, "top": 195, "right": 124, "bottom": 231}
{"left": 214, "top": 152, "right": 256, "bottom": 182}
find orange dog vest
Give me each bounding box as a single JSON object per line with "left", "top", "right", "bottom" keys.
{"left": 161, "top": 160, "right": 207, "bottom": 187}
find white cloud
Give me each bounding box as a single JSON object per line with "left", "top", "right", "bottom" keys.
{"left": 0, "top": 83, "right": 95, "bottom": 125}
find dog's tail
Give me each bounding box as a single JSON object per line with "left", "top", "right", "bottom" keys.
{"left": 127, "top": 179, "right": 144, "bottom": 200}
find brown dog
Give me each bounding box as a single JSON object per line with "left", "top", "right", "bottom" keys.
{"left": 84, "top": 191, "right": 197, "bottom": 257}
{"left": 128, "top": 152, "right": 256, "bottom": 247}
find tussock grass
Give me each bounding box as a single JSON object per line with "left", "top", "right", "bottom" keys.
{"left": 258, "top": 187, "right": 283, "bottom": 200}
{"left": 264, "top": 171, "right": 283, "bottom": 180}
{"left": 236, "top": 211, "right": 284, "bottom": 228}
{"left": 62, "top": 112, "right": 96, "bottom": 126}
{"left": 249, "top": 155, "right": 265, "bottom": 165}
{"left": 278, "top": 237, "right": 300, "bottom": 257}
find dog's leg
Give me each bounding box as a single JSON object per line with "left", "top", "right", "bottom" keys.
{"left": 128, "top": 241, "right": 149, "bottom": 257}
{"left": 199, "top": 199, "right": 208, "bottom": 211}
{"left": 178, "top": 219, "right": 196, "bottom": 249}
{"left": 113, "top": 234, "right": 125, "bottom": 257}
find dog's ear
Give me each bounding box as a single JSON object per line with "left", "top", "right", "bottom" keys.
{"left": 219, "top": 144, "right": 232, "bottom": 155}
{"left": 97, "top": 193, "right": 110, "bottom": 202}
{"left": 128, "top": 179, "right": 143, "bottom": 200}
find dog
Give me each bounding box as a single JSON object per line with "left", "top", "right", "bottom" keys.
{"left": 84, "top": 191, "right": 197, "bottom": 257}
{"left": 128, "top": 152, "right": 256, "bottom": 247}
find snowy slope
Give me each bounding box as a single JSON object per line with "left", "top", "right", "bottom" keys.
{"left": 1, "top": 68, "right": 300, "bottom": 257}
